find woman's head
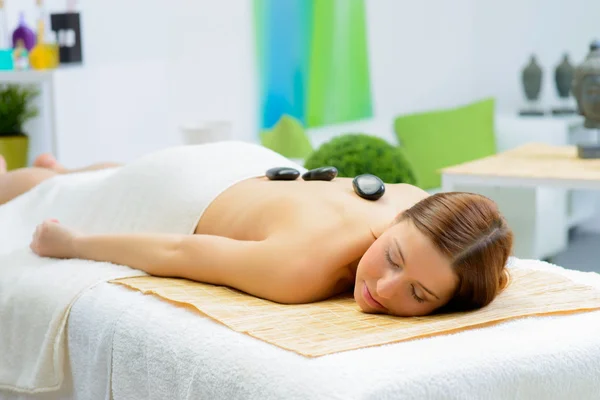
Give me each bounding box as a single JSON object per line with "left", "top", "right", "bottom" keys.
{"left": 354, "top": 192, "right": 513, "bottom": 317}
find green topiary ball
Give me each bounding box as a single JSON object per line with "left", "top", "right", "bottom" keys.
{"left": 304, "top": 134, "right": 417, "bottom": 185}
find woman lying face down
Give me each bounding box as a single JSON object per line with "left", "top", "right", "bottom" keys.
{"left": 13, "top": 149, "right": 512, "bottom": 317}
{"left": 29, "top": 190, "right": 512, "bottom": 317}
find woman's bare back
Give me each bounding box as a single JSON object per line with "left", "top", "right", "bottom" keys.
{"left": 196, "top": 176, "right": 429, "bottom": 299}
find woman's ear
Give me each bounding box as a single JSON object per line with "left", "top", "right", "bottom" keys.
{"left": 499, "top": 269, "right": 511, "bottom": 291}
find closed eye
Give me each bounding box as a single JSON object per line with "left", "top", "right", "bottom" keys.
{"left": 411, "top": 284, "right": 425, "bottom": 303}
{"left": 387, "top": 247, "right": 426, "bottom": 304}
{"left": 385, "top": 247, "right": 401, "bottom": 269}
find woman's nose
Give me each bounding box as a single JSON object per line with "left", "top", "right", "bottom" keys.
{"left": 376, "top": 273, "right": 402, "bottom": 300}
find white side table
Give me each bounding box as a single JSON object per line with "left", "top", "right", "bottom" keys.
{"left": 0, "top": 69, "right": 58, "bottom": 165}
{"left": 496, "top": 113, "right": 596, "bottom": 229}
{"left": 442, "top": 114, "right": 594, "bottom": 260}
{"left": 441, "top": 143, "right": 600, "bottom": 260}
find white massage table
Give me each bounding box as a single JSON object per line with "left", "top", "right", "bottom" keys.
{"left": 3, "top": 260, "right": 600, "bottom": 400}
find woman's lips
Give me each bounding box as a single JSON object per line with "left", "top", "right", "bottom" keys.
{"left": 363, "top": 283, "right": 385, "bottom": 311}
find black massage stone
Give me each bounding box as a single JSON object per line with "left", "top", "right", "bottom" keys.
{"left": 302, "top": 166, "right": 338, "bottom": 181}
{"left": 352, "top": 174, "right": 385, "bottom": 201}
{"left": 266, "top": 167, "right": 300, "bottom": 181}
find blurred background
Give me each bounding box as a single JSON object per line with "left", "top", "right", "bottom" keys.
{"left": 1, "top": 0, "right": 599, "bottom": 270}
{"left": 1, "top": 0, "right": 597, "bottom": 162}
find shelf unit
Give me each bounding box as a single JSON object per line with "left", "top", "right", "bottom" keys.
{"left": 0, "top": 69, "right": 60, "bottom": 163}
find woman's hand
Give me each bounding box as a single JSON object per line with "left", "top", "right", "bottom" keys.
{"left": 30, "top": 220, "right": 80, "bottom": 259}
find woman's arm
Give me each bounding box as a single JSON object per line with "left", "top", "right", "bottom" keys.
{"left": 31, "top": 220, "right": 320, "bottom": 303}
{"left": 73, "top": 233, "right": 272, "bottom": 286}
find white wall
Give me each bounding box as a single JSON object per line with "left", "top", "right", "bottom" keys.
{"left": 309, "top": 0, "right": 478, "bottom": 148}
{"left": 472, "top": 0, "right": 600, "bottom": 113}
{"left": 3, "top": 0, "right": 599, "bottom": 166}
{"left": 367, "top": 0, "right": 477, "bottom": 117}
{"left": 166, "top": 0, "right": 258, "bottom": 147}
{"left": 167, "top": 0, "right": 479, "bottom": 151}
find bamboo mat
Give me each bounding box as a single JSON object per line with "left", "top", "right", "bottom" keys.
{"left": 110, "top": 268, "right": 600, "bottom": 357}
{"left": 441, "top": 143, "right": 600, "bottom": 180}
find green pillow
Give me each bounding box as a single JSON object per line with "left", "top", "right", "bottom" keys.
{"left": 260, "top": 115, "right": 313, "bottom": 159}
{"left": 394, "top": 98, "right": 496, "bottom": 190}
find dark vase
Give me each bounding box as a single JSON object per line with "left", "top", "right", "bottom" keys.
{"left": 519, "top": 55, "right": 544, "bottom": 116}
{"left": 572, "top": 40, "right": 600, "bottom": 129}
{"left": 522, "top": 55, "right": 543, "bottom": 100}
{"left": 572, "top": 40, "right": 600, "bottom": 158}
{"left": 552, "top": 54, "right": 577, "bottom": 115}
{"left": 555, "top": 54, "right": 574, "bottom": 98}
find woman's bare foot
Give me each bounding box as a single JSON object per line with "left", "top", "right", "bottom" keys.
{"left": 0, "top": 155, "right": 6, "bottom": 174}
{"left": 33, "top": 153, "right": 66, "bottom": 173}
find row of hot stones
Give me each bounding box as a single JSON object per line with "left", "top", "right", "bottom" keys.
{"left": 265, "top": 166, "right": 385, "bottom": 201}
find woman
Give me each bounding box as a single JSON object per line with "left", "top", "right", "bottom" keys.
{"left": 0, "top": 141, "right": 513, "bottom": 317}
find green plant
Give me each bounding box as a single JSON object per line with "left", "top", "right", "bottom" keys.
{"left": 304, "top": 134, "right": 417, "bottom": 185}
{"left": 0, "top": 84, "right": 40, "bottom": 136}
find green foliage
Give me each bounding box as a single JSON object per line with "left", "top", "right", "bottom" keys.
{"left": 304, "top": 134, "right": 417, "bottom": 184}
{"left": 0, "top": 84, "right": 40, "bottom": 136}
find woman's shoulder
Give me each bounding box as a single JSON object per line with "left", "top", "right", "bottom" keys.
{"left": 383, "top": 183, "right": 430, "bottom": 212}
{"left": 395, "top": 182, "right": 430, "bottom": 199}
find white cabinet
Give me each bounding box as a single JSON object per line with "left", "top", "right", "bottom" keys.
{"left": 496, "top": 114, "right": 585, "bottom": 151}
{"left": 487, "top": 113, "right": 594, "bottom": 259}
{"left": 496, "top": 113, "right": 596, "bottom": 228}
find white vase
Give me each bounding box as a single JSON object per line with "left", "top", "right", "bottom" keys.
{"left": 181, "top": 121, "right": 232, "bottom": 145}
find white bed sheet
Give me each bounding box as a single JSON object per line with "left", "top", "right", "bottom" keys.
{"left": 3, "top": 259, "right": 600, "bottom": 400}
{"left": 109, "top": 259, "right": 600, "bottom": 400}
{"left": 108, "top": 285, "right": 600, "bottom": 400}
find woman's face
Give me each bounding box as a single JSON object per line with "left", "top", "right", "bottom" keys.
{"left": 354, "top": 218, "right": 458, "bottom": 317}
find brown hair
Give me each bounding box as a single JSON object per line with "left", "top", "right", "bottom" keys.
{"left": 399, "top": 192, "right": 513, "bottom": 312}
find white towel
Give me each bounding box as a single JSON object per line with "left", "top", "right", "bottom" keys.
{"left": 0, "top": 141, "right": 302, "bottom": 393}
{"left": 0, "top": 282, "right": 128, "bottom": 400}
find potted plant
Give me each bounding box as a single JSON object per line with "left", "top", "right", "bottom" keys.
{"left": 304, "top": 134, "right": 417, "bottom": 185}
{"left": 0, "top": 84, "right": 39, "bottom": 170}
